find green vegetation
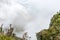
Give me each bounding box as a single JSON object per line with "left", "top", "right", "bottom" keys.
{"left": 0, "top": 35, "right": 15, "bottom": 40}
{"left": 0, "top": 24, "right": 23, "bottom": 40}
{"left": 36, "top": 12, "right": 60, "bottom": 40}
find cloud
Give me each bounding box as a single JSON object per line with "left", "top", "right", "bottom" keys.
{"left": 0, "top": 0, "right": 60, "bottom": 40}
{"left": 0, "top": 0, "right": 32, "bottom": 37}
{"left": 18, "top": 0, "right": 60, "bottom": 40}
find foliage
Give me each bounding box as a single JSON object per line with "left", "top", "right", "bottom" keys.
{"left": 0, "top": 34, "right": 15, "bottom": 40}
{"left": 0, "top": 24, "right": 23, "bottom": 40}
{"left": 36, "top": 12, "right": 60, "bottom": 40}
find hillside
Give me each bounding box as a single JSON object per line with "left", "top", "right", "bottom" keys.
{"left": 36, "top": 12, "right": 60, "bottom": 40}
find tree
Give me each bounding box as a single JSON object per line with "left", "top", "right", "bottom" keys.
{"left": 36, "top": 11, "right": 60, "bottom": 40}
{"left": 0, "top": 24, "right": 23, "bottom": 40}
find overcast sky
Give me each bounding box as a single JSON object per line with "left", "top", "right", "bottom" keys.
{"left": 19, "top": 0, "right": 60, "bottom": 31}
{"left": 18, "top": 0, "right": 60, "bottom": 40}
{"left": 0, "top": 0, "right": 60, "bottom": 40}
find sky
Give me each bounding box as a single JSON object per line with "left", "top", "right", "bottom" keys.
{"left": 18, "top": 0, "right": 60, "bottom": 40}
{"left": 0, "top": 0, "right": 60, "bottom": 40}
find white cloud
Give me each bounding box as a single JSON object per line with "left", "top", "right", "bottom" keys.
{"left": 18, "top": 0, "right": 60, "bottom": 40}
{"left": 0, "top": 0, "right": 60, "bottom": 40}
{"left": 0, "top": 0, "right": 32, "bottom": 37}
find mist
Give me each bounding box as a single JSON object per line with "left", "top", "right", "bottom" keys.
{"left": 0, "top": 0, "right": 60, "bottom": 40}
{"left": 0, "top": 0, "right": 32, "bottom": 38}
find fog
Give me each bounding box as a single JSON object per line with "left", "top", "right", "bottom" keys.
{"left": 0, "top": 0, "right": 32, "bottom": 38}
{"left": 0, "top": 0, "right": 60, "bottom": 40}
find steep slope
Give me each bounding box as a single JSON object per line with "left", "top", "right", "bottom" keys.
{"left": 36, "top": 12, "right": 60, "bottom": 40}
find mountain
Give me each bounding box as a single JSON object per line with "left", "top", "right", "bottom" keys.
{"left": 36, "top": 11, "right": 60, "bottom": 40}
